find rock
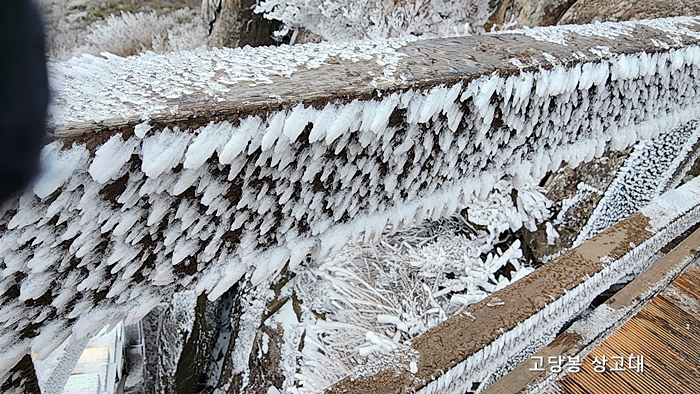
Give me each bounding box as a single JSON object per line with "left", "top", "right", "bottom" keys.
{"left": 292, "top": 27, "right": 324, "bottom": 45}
{"left": 523, "top": 148, "right": 632, "bottom": 261}
{"left": 140, "top": 291, "right": 206, "bottom": 394}
{"left": 486, "top": 0, "right": 700, "bottom": 30}
{"left": 485, "top": 0, "right": 578, "bottom": 30}
{"left": 559, "top": 0, "right": 700, "bottom": 25}
{"left": 204, "top": 0, "right": 283, "bottom": 48}
{"left": 211, "top": 271, "right": 299, "bottom": 394}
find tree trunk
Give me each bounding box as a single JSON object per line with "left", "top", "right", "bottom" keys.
{"left": 204, "top": 0, "right": 282, "bottom": 48}
{"left": 485, "top": 0, "right": 578, "bottom": 30}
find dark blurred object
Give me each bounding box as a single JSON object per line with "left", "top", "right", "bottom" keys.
{"left": 0, "top": 0, "right": 49, "bottom": 204}
{"left": 0, "top": 354, "right": 41, "bottom": 394}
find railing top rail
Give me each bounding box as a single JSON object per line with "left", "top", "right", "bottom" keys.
{"left": 51, "top": 17, "right": 700, "bottom": 144}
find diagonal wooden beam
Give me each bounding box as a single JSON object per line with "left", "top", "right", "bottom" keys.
{"left": 484, "top": 225, "right": 700, "bottom": 393}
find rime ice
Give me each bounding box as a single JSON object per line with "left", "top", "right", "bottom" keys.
{"left": 3, "top": 15, "right": 700, "bottom": 391}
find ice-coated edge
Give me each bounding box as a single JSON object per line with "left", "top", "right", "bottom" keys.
{"left": 48, "top": 17, "right": 700, "bottom": 129}
{"left": 641, "top": 182, "right": 700, "bottom": 232}
{"left": 574, "top": 120, "right": 700, "bottom": 245}
{"left": 47, "top": 36, "right": 418, "bottom": 127}
{"left": 503, "top": 16, "right": 700, "bottom": 47}
{"left": 33, "top": 337, "right": 88, "bottom": 394}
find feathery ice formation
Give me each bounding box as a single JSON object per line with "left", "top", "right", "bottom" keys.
{"left": 2, "top": 16, "right": 700, "bottom": 385}
{"left": 574, "top": 120, "right": 700, "bottom": 245}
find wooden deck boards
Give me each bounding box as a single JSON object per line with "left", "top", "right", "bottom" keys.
{"left": 554, "top": 263, "right": 700, "bottom": 393}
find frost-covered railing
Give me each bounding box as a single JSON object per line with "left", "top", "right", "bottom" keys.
{"left": 3, "top": 16, "right": 700, "bottom": 384}
{"left": 327, "top": 177, "right": 700, "bottom": 394}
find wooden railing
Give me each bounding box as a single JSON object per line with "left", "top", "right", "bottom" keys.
{"left": 4, "top": 16, "right": 700, "bottom": 390}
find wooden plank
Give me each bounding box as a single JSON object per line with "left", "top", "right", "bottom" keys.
{"left": 551, "top": 262, "right": 700, "bottom": 393}
{"left": 483, "top": 225, "right": 700, "bottom": 394}
{"left": 604, "top": 323, "right": 700, "bottom": 392}
{"left": 328, "top": 179, "right": 700, "bottom": 393}
{"left": 48, "top": 20, "right": 700, "bottom": 145}
{"left": 581, "top": 335, "right": 686, "bottom": 394}
{"left": 563, "top": 344, "right": 643, "bottom": 394}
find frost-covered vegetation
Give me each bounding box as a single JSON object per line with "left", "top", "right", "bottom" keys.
{"left": 291, "top": 180, "right": 544, "bottom": 389}
{"left": 254, "top": 0, "right": 498, "bottom": 41}
{"left": 39, "top": 0, "right": 206, "bottom": 60}
{"left": 3, "top": 17, "right": 698, "bottom": 392}
{"left": 41, "top": 0, "right": 501, "bottom": 60}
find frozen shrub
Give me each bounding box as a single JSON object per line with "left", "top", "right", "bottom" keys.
{"left": 254, "top": 0, "right": 498, "bottom": 41}
{"left": 49, "top": 9, "right": 207, "bottom": 60}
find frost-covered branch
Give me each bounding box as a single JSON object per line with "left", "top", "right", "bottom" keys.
{"left": 292, "top": 181, "right": 545, "bottom": 390}
{"left": 40, "top": 1, "right": 208, "bottom": 61}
